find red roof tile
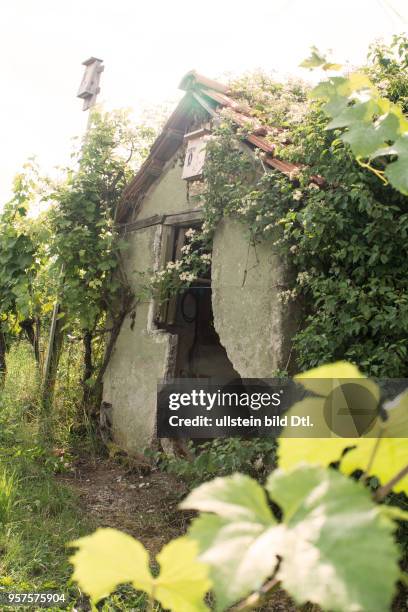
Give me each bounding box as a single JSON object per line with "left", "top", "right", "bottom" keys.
{"left": 117, "top": 71, "right": 323, "bottom": 223}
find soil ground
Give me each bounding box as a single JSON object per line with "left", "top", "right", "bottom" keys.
{"left": 58, "top": 455, "right": 298, "bottom": 611}
{"left": 58, "top": 455, "right": 190, "bottom": 555}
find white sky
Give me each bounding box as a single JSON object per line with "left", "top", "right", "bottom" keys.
{"left": 1, "top": 0, "right": 407, "bottom": 206}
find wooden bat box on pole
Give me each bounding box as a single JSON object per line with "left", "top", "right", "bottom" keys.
{"left": 77, "top": 57, "right": 104, "bottom": 111}
{"left": 41, "top": 56, "right": 104, "bottom": 409}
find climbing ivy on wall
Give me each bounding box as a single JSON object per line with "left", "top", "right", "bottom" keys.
{"left": 198, "top": 43, "right": 408, "bottom": 377}
{"left": 139, "top": 39, "right": 408, "bottom": 377}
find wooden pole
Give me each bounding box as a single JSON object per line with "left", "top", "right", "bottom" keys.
{"left": 40, "top": 57, "right": 103, "bottom": 411}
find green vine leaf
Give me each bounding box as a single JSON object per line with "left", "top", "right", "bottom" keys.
{"left": 180, "top": 473, "right": 273, "bottom": 524}
{"left": 326, "top": 99, "right": 380, "bottom": 130}
{"left": 187, "top": 514, "right": 283, "bottom": 611}
{"left": 295, "top": 360, "right": 379, "bottom": 398}
{"left": 342, "top": 124, "right": 388, "bottom": 159}
{"left": 69, "top": 528, "right": 151, "bottom": 602}
{"left": 278, "top": 436, "right": 352, "bottom": 471}
{"left": 340, "top": 390, "right": 408, "bottom": 493}
{"left": 70, "top": 528, "right": 211, "bottom": 610}
{"left": 371, "top": 133, "right": 408, "bottom": 195}
{"left": 153, "top": 537, "right": 212, "bottom": 612}
{"left": 266, "top": 465, "right": 400, "bottom": 612}
{"left": 306, "top": 54, "right": 408, "bottom": 194}
{"left": 278, "top": 361, "right": 381, "bottom": 471}
{"left": 299, "top": 46, "right": 328, "bottom": 70}
{"left": 181, "top": 474, "right": 281, "bottom": 609}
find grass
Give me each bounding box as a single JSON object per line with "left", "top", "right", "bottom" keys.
{"left": 0, "top": 342, "right": 93, "bottom": 609}
{"left": 0, "top": 342, "right": 158, "bottom": 611}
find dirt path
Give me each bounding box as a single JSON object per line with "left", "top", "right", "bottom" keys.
{"left": 59, "top": 455, "right": 297, "bottom": 611}
{"left": 58, "top": 456, "right": 190, "bottom": 555}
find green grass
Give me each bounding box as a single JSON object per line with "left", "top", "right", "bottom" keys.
{"left": 0, "top": 342, "right": 93, "bottom": 609}
{"left": 0, "top": 342, "right": 156, "bottom": 611}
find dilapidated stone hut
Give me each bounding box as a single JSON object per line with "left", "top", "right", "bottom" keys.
{"left": 103, "top": 72, "right": 302, "bottom": 452}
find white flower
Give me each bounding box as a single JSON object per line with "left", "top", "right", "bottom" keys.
{"left": 292, "top": 189, "right": 303, "bottom": 201}
{"left": 288, "top": 167, "right": 301, "bottom": 180}
{"left": 201, "top": 253, "right": 211, "bottom": 261}
{"left": 181, "top": 244, "right": 191, "bottom": 254}
{"left": 166, "top": 261, "right": 176, "bottom": 270}
{"left": 185, "top": 228, "right": 196, "bottom": 238}
{"left": 308, "top": 182, "right": 319, "bottom": 190}
{"left": 297, "top": 271, "right": 311, "bottom": 286}
{"left": 179, "top": 272, "right": 195, "bottom": 282}
{"left": 263, "top": 224, "right": 274, "bottom": 232}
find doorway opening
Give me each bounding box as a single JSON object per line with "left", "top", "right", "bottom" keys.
{"left": 155, "top": 224, "right": 239, "bottom": 380}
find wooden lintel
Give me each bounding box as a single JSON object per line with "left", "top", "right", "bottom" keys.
{"left": 118, "top": 209, "right": 203, "bottom": 234}
{"left": 164, "top": 209, "right": 203, "bottom": 226}
{"left": 119, "top": 214, "right": 165, "bottom": 233}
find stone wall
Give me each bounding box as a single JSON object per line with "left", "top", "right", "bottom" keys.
{"left": 211, "top": 218, "right": 298, "bottom": 377}
{"left": 104, "top": 155, "right": 297, "bottom": 452}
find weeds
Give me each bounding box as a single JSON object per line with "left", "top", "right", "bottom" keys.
{"left": 0, "top": 468, "right": 16, "bottom": 526}
{"left": 0, "top": 342, "right": 92, "bottom": 606}
{"left": 155, "top": 438, "right": 277, "bottom": 488}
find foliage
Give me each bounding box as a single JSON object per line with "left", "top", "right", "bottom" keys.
{"left": 69, "top": 360, "right": 408, "bottom": 611}
{"left": 0, "top": 161, "right": 48, "bottom": 338}
{"left": 279, "top": 360, "right": 408, "bottom": 494}
{"left": 183, "top": 466, "right": 399, "bottom": 612}
{"left": 157, "top": 438, "right": 277, "bottom": 488}
{"left": 368, "top": 34, "right": 408, "bottom": 113}
{"left": 146, "top": 227, "right": 212, "bottom": 303}
{"left": 0, "top": 467, "right": 16, "bottom": 525}
{"left": 35, "top": 109, "right": 160, "bottom": 409}
{"left": 0, "top": 344, "right": 90, "bottom": 603}
{"left": 301, "top": 47, "right": 408, "bottom": 194}
{"left": 193, "top": 48, "right": 408, "bottom": 377}
{"left": 70, "top": 529, "right": 211, "bottom": 611}
{"left": 49, "top": 110, "right": 156, "bottom": 332}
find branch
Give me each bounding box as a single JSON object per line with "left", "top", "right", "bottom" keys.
{"left": 360, "top": 431, "right": 383, "bottom": 483}
{"left": 374, "top": 463, "right": 408, "bottom": 501}
{"left": 89, "top": 291, "right": 134, "bottom": 409}
{"left": 231, "top": 577, "right": 280, "bottom": 611}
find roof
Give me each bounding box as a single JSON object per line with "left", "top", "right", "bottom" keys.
{"left": 116, "top": 70, "right": 323, "bottom": 224}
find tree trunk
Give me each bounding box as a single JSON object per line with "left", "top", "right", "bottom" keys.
{"left": 35, "top": 317, "right": 41, "bottom": 371}
{"left": 82, "top": 330, "right": 93, "bottom": 407}
{"left": 0, "top": 329, "right": 7, "bottom": 389}
{"left": 21, "top": 318, "right": 40, "bottom": 364}
{"left": 41, "top": 306, "right": 65, "bottom": 416}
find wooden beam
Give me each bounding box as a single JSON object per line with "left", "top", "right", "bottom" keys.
{"left": 118, "top": 209, "right": 203, "bottom": 234}
{"left": 192, "top": 91, "right": 217, "bottom": 117}
{"left": 119, "top": 214, "right": 165, "bottom": 233}
{"left": 164, "top": 209, "right": 203, "bottom": 226}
